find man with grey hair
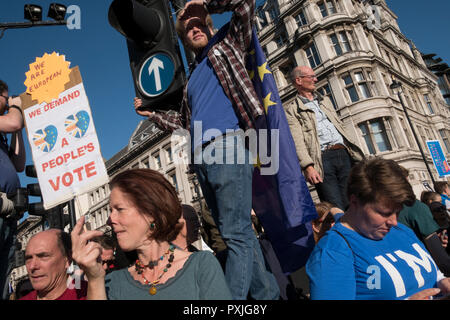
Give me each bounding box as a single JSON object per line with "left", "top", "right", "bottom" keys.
{"left": 285, "top": 66, "right": 364, "bottom": 210}
{"left": 20, "top": 229, "right": 87, "bottom": 300}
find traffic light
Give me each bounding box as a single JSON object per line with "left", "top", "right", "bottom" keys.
{"left": 25, "top": 165, "right": 46, "bottom": 216}
{"left": 109, "top": 0, "right": 186, "bottom": 111}
{"left": 25, "top": 165, "right": 66, "bottom": 229}
{"left": 46, "top": 205, "right": 64, "bottom": 229}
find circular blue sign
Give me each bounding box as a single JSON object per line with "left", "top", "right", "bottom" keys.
{"left": 138, "top": 53, "right": 175, "bottom": 97}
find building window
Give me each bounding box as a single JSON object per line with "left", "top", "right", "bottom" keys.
{"left": 317, "top": 83, "right": 338, "bottom": 110}
{"left": 96, "top": 211, "right": 102, "bottom": 228}
{"left": 295, "top": 9, "right": 308, "bottom": 27}
{"left": 343, "top": 74, "right": 359, "bottom": 103}
{"left": 342, "top": 70, "right": 375, "bottom": 103}
{"left": 399, "top": 117, "right": 414, "bottom": 148}
{"left": 169, "top": 173, "right": 179, "bottom": 192}
{"left": 268, "top": 3, "right": 280, "bottom": 22}
{"left": 439, "top": 129, "right": 450, "bottom": 153}
{"left": 153, "top": 153, "right": 161, "bottom": 169}
{"left": 318, "top": 0, "right": 338, "bottom": 18}
{"left": 141, "top": 158, "right": 149, "bottom": 168}
{"left": 358, "top": 118, "right": 392, "bottom": 154}
{"left": 257, "top": 10, "right": 267, "bottom": 28}
{"left": 359, "top": 122, "right": 375, "bottom": 154}
{"left": 423, "top": 94, "right": 435, "bottom": 114}
{"left": 305, "top": 42, "right": 321, "bottom": 69}
{"left": 330, "top": 31, "right": 352, "bottom": 56}
{"left": 355, "top": 71, "right": 372, "bottom": 99}
{"left": 166, "top": 147, "right": 173, "bottom": 163}
{"left": 274, "top": 31, "right": 288, "bottom": 48}
{"left": 416, "top": 125, "right": 427, "bottom": 150}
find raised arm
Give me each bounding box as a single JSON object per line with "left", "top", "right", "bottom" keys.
{"left": 205, "top": 0, "right": 256, "bottom": 52}
{"left": 134, "top": 97, "right": 183, "bottom": 132}
{"left": 71, "top": 216, "right": 107, "bottom": 300}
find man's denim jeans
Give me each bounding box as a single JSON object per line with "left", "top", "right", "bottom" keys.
{"left": 194, "top": 134, "right": 279, "bottom": 300}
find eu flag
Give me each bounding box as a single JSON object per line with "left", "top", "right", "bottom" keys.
{"left": 247, "top": 28, "right": 317, "bottom": 273}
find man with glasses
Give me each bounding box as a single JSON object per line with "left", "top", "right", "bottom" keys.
{"left": 0, "top": 80, "right": 25, "bottom": 299}
{"left": 284, "top": 66, "right": 364, "bottom": 210}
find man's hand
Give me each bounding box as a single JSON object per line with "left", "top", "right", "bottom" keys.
{"left": 407, "top": 288, "right": 441, "bottom": 300}
{"left": 134, "top": 97, "right": 154, "bottom": 118}
{"left": 71, "top": 216, "right": 105, "bottom": 281}
{"left": 304, "top": 165, "right": 323, "bottom": 185}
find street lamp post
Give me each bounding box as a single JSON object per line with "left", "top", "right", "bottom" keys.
{"left": 390, "top": 79, "right": 436, "bottom": 185}
{"left": 0, "top": 3, "right": 67, "bottom": 39}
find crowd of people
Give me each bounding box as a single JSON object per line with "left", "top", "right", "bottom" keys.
{"left": 1, "top": 0, "right": 450, "bottom": 301}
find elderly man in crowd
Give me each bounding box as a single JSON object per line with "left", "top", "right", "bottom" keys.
{"left": 284, "top": 66, "right": 364, "bottom": 210}
{"left": 20, "top": 229, "right": 87, "bottom": 300}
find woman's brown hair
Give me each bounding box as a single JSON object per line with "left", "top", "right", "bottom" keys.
{"left": 347, "top": 158, "right": 416, "bottom": 209}
{"left": 110, "top": 169, "right": 183, "bottom": 242}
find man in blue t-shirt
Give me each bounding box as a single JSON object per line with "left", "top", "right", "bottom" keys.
{"left": 0, "top": 80, "right": 26, "bottom": 299}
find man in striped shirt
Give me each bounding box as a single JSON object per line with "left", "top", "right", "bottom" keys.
{"left": 134, "top": 0, "right": 279, "bottom": 300}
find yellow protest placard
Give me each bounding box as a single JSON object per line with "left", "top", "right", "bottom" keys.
{"left": 24, "top": 52, "right": 71, "bottom": 104}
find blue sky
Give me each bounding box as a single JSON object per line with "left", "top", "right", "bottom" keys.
{"left": 0, "top": 0, "right": 448, "bottom": 198}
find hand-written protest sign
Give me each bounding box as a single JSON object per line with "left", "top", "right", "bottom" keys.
{"left": 426, "top": 140, "right": 450, "bottom": 177}
{"left": 21, "top": 54, "right": 109, "bottom": 209}
{"left": 24, "top": 52, "right": 71, "bottom": 104}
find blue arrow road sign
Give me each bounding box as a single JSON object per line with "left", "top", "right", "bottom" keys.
{"left": 138, "top": 53, "right": 175, "bottom": 97}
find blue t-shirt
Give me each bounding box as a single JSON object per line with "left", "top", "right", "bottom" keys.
{"left": 187, "top": 33, "right": 239, "bottom": 152}
{"left": 0, "top": 134, "right": 20, "bottom": 194}
{"left": 306, "top": 222, "right": 443, "bottom": 300}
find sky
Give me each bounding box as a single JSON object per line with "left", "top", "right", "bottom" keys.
{"left": 0, "top": 0, "right": 448, "bottom": 205}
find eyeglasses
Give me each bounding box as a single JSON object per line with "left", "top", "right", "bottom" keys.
{"left": 299, "top": 75, "right": 317, "bottom": 79}
{"left": 0, "top": 95, "right": 8, "bottom": 101}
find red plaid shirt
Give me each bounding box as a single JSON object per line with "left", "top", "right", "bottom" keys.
{"left": 148, "top": 0, "right": 263, "bottom": 133}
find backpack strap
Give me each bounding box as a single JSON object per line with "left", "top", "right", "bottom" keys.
{"left": 333, "top": 229, "right": 354, "bottom": 255}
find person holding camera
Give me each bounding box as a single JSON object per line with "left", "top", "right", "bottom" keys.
{"left": 0, "top": 80, "right": 26, "bottom": 300}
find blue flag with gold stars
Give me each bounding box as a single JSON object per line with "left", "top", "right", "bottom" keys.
{"left": 247, "top": 28, "right": 317, "bottom": 273}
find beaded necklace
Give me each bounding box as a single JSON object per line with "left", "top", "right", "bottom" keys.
{"left": 135, "top": 244, "right": 175, "bottom": 295}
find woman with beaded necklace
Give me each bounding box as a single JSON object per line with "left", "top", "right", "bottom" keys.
{"left": 71, "top": 169, "right": 231, "bottom": 300}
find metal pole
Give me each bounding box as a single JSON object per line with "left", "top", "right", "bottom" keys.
{"left": 68, "top": 198, "right": 76, "bottom": 232}
{"left": 170, "top": 0, "right": 196, "bottom": 67}
{"left": 0, "top": 20, "right": 67, "bottom": 29}
{"left": 0, "top": 20, "right": 67, "bottom": 39}
{"left": 397, "top": 92, "right": 436, "bottom": 185}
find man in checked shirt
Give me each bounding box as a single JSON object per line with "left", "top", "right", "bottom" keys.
{"left": 134, "top": 0, "right": 279, "bottom": 300}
